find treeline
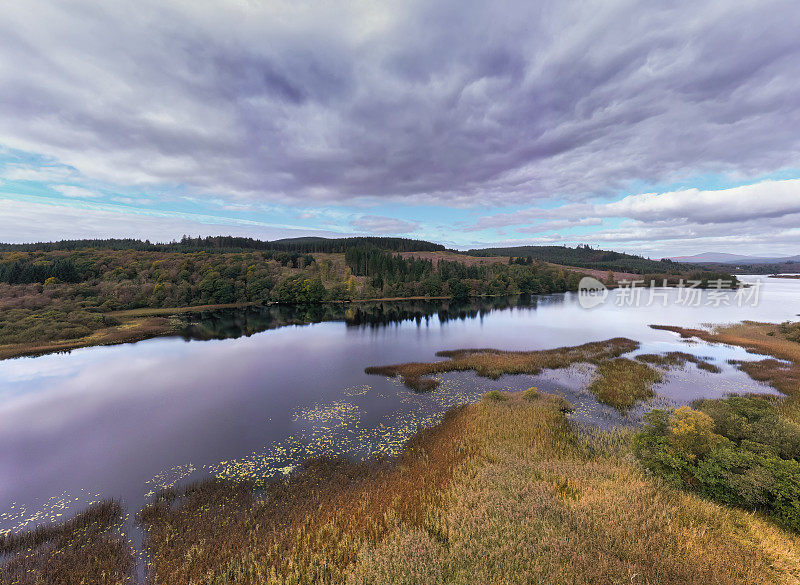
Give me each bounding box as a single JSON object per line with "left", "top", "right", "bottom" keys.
{"left": 467, "top": 244, "right": 699, "bottom": 274}
{"left": 0, "top": 250, "right": 315, "bottom": 286}
{"left": 0, "top": 236, "right": 445, "bottom": 254}
{"left": 345, "top": 246, "right": 582, "bottom": 299}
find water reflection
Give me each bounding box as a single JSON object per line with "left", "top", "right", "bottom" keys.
{"left": 177, "top": 295, "right": 544, "bottom": 340}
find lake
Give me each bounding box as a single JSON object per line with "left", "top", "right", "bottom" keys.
{"left": 1, "top": 275, "right": 799, "bottom": 537}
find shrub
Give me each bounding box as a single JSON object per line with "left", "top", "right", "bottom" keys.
{"left": 484, "top": 390, "right": 508, "bottom": 402}
{"left": 522, "top": 386, "right": 540, "bottom": 400}
{"left": 669, "top": 406, "right": 722, "bottom": 459}
{"left": 634, "top": 397, "right": 800, "bottom": 532}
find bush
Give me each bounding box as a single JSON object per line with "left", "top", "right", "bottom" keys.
{"left": 484, "top": 390, "right": 508, "bottom": 402}
{"left": 523, "top": 386, "right": 540, "bottom": 400}
{"left": 634, "top": 397, "right": 800, "bottom": 532}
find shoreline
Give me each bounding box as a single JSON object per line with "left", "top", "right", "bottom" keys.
{"left": 0, "top": 294, "right": 507, "bottom": 361}
{"left": 0, "top": 280, "right": 760, "bottom": 362}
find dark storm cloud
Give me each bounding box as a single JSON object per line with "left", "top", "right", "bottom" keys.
{"left": 1, "top": 0, "right": 799, "bottom": 205}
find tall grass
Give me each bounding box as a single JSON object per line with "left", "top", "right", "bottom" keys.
{"left": 365, "top": 337, "right": 639, "bottom": 391}
{"left": 348, "top": 393, "right": 800, "bottom": 584}
{"left": 0, "top": 500, "right": 132, "bottom": 585}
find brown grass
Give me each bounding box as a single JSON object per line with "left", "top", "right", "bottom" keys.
{"left": 588, "top": 358, "right": 662, "bottom": 411}
{"left": 365, "top": 337, "right": 639, "bottom": 392}
{"left": 348, "top": 394, "right": 800, "bottom": 584}
{"left": 138, "top": 404, "right": 483, "bottom": 584}
{"left": 0, "top": 500, "right": 132, "bottom": 585}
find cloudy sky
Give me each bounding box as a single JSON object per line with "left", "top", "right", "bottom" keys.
{"left": 1, "top": 0, "right": 799, "bottom": 256}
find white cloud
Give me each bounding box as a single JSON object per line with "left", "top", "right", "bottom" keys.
{"left": 518, "top": 217, "right": 603, "bottom": 233}
{"left": 0, "top": 197, "right": 349, "bottom": 243}
{"left": 350, "top": 214, "right": 419, "bottom": 234}
{"left": 1, "top": 163, "right": 75, "bottom": 183}
{"left": 52, "top": 185, "right": 102, "bottom": 199}
{"left": 604, "top": 179, "right": 800, "bottom": 223}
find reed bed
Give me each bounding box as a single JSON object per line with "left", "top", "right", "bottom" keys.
{"left": 348, "top": 393, "right": 800, "bottom": 584}
{"left": 0, "top": 500, "right": 132, "bottom": 585}
{"left": 587, "top": 358, "right": 662, "bottom": 411}
{"left": 138, "top": 404, "right": 483, "bottom": 584}
{"left": 651, "top": 320, "right": 800, "bottom": 421}
{"left": 365, "top": 337, "right": 639, "bottom": 392}
{"left": 636, "top": 351, "right": 721, "bottom": 373}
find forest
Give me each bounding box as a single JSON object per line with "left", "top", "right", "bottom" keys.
{"left": 0, "top": 243, "right": 583, "bottom": 350}
{"left": 468, "top": 243, "right": 692, "bottom": 274}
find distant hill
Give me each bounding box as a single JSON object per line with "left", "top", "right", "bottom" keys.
{"left": 671, "top": 252, "right": 800, "bottom": 264}
{"left": 465, "top": 244, "right": 690, "bottom": 275}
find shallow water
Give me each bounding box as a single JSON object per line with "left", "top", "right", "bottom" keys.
{"left": 1, "top": 275, "right": 798, "bottom": 535}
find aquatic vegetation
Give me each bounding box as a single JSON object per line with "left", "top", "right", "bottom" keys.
{"left": 365, "top": 337, "right": 639, "bottom": 392}
{"left": 636, "top": 351, "right": 721, "bottom": 373}
{"left": 732, "top": 358, "right": 800, "bottom": 396}
{"left": 652, "top": 321, "right": 800, "bottom": 420}
{"left": 0, "top": 500, "right": 132, "bottom": 585}
{"left": 587, "top": 358, "right": 662, "bottom": 412}
{"left": 138, "top": 404, "right": 482, "bottom": 584}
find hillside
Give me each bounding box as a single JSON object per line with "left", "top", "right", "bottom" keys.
{"left": 466, "top": 244, "right": 691, "bottom": 274}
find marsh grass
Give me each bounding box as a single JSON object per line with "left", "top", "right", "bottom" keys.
{"left": 588, "top": 358, "right": 662, "bottom": 411}
{"left": 0, "top": 500, "right": 132, "bottom": 585}
{"left": 637, "top": 351, "right": 721, "bottom": 373}
{"left": 365, "top": 337, "right": 639, "bottom": 392}
{"left": 348, "top": 393, "right": 800, "bottom": 584}
{"left": 138, "top": 405, "right": 483, "bottom": 584}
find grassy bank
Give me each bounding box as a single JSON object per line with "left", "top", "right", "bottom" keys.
{"left": 5, "top": 391, "right": 800, "bottom": 583}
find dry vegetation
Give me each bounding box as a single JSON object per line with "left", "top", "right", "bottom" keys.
{"left": 365, "top": 337, "right": 639, "bottom": 392}
{"left": 348, "top": 393, "right": 800, "bottom": 584}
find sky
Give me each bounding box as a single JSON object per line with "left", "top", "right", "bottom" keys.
{"left": 1, "top": 0, "right": 800, "bottom": 257}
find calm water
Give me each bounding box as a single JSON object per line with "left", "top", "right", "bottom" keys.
{"left": 1, "top": 275, "right": 799, "bottom": 535}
